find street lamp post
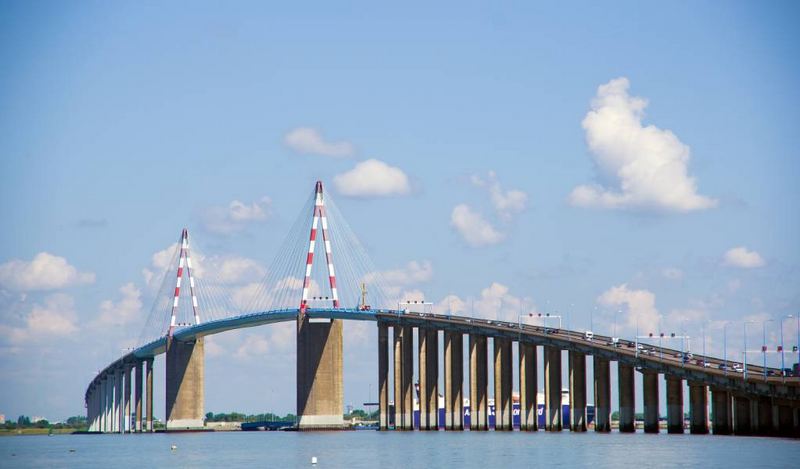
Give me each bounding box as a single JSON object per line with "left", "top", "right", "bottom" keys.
{"left": 723, "top": 322, "right": 729, "bottom": 376}
{"left": 762, "top": 319, "right": 774, "bottom": 380}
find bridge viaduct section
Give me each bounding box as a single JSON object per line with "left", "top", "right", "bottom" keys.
{"left": 375, "top": 316, "right": 800, "bottom": 437}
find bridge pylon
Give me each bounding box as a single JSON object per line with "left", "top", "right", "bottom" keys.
{"left": 296, "top": 180, "right": 344, "bottom": 429}
{"left": 165, "top": 228, "right": 205, "bottom": 430}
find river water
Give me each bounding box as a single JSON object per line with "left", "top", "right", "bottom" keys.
{"left": 1, "top": 430, "right": 798, "bottom": 468}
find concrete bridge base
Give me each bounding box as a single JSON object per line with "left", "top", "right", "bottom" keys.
{"left": 297, "top": 317, "right": 344, "bottom": 430}
{"left": 165, "top": 337, "right": 205, "bottom": 430}
{"left": 618, "top": 363, "right": 635, "bottom": 433}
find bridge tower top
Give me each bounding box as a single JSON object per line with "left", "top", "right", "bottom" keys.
{"left": 300, "top": 180, "right": 339, "bottom": 313}
{"left": 168, "top": 228, "right": 201, "bottom": 337}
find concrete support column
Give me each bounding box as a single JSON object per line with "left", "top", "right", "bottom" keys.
{"left": 568, "top": 351, "right": 586, "bottom": 432}
{"left": 666, "top": 376, "right": 683, "bottom": 434}
{"left": 777, "top": 405, "right": 794, "bottom": 437}
{"left": 393, "top": 326, "right": 403, "bottom": 429}
{"left": 618, "top": 363, "right": 635, "bottom": 433}
{"left": 643, "top": 371, "right": 659, "bottom": 433}
{"left": 733, "top": 395, "right": 752, "bottom": 435}
{"left": 444, "top": 331, "right": 463, "bottom": 430}
{"left": 418, "top": 327, "right": 431, "bottom": 431}
{"left": 115, "top": 368, "right": 123, "bottom": 433}
{"left": 297, "top": 316, "right": 343, "bottom": 430}
{"left": 134, "top": 361, "right": 143, "bottom": 432}
{"left": 401, "top": 326, "right": 414, "bottom": 430}
{"left": 544, "top": 346, "right": 562, "bottom": 431}
{"left": 710, "top": 387, "right": 732, "bottom": 435}
{"left": 145, "top": 358, "right": 154, "bottom": 432}
{"left": 103, "top": 376, "right": 111, "bottom": 432}
{"left": 469, "top": 334, "right": 488, "bottom": 431}
{"left": 519, "top": 342, "right": 538, "bottom": 431}
{"left": 378, "top": 323, "right": 389, "bottom": 430}
{"left": 166, "top": 337, "right": 205, "bottom": 430}
{"left": 425, "top": 328, "right": 439, "bottom": 430}
{"left": 493, "top": 338, "right": 512, "bottom": 431}
{"left": 688, "top": 382, "right": 708, "bottom": 434}
{"left": 124, "top": 365, "right": 132, "bottom": 433}
{"left": 593, "top": 356, "right": 610, "bottom": 432}
{"left": 756, "top": 397, "right": 773, "bottom": 436}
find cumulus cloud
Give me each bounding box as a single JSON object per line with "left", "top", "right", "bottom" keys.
{"left": 450, "top": 204, "right": 504, "bottom": 247}
{"left": 202, "top": 197, "right": 272, "bottom": 235}
{"left": 0, "top": 253, "right": 95, "bottom": 291}
{"left": 471, "top": 171, "right": 528, "bottom": 221}
{"left": 216, "top": 257, "right": 267, "bottom": 284}
{"left": 723, "top": 246, "right": 765, "bottom": 268}
{"left": 94, "top": 283, "right": 143, "bottom": 327}
{"left": 333, "top": 159, "right": 411, "bottom": 197}
{"left": 363, "top": 261, "right": 433, "bottom": 297}
{"left": 430, "top": 282, "right": 537, "bottom": 323}
{"left": 0, "top": 294, "right": 79, "bottom": 343}
{"left": 597, "top": 284, "right": 661, "bottom": 335}
{"left": 284, "top": 127, "right": 355, "bottom": 158}
{"left": 569, "top": 77, "right": 717, "bottom": 212}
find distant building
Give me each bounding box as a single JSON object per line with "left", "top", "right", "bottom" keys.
{"left": 32, "top": 416, "right": 47, "bottom": 423}
{"left": 0, "top": 414, "right": 5, "bottom": 424}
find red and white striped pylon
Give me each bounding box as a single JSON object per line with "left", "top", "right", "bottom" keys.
{"left": 168, "top": 228, "right": 201, "bottom": 337}
{"left": 300, "top": 180, "right": 339, "bottom": 314}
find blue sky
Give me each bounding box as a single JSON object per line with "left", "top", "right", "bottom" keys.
{"left": 1, "top": 1, "right": 798, "bottom": 420}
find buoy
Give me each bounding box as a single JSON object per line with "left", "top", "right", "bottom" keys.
{"left": 311, "top": 456, "right": 318, "bottom": 465}
{"left": 69, "top": 449, "right": 76, "bottom": 453}
{"left": 171, "top": 445, "right": 177, "bottom": 451}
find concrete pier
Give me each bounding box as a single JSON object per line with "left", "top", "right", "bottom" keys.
{"left": 470, "top": 334, "right": 488, "bottom": 431}
{"left": 777, "top": 404, "right": 794, "bottom": 437}
{"left": 424, "top": 328, "right": 439, "bottom": 430}
{"left": 393, "top": 325, "right": 403, "bottom": 429}
{"left": 544, "top": 346, "right": 562, "bottom": 431}
{"left": 666, "top": 376, "right": 684, "bottom": 434}
{"left": 520, "top": 342, "right": 538, "bottom": 431}
{"left": 756, "top": 397, "right": 773, "bottom": 436}
{"left": 134, "top": 361, "right": 143, "bottom": 432}
{"left": 401, "top": 326, "right": 414, "bottom": 430}
{"left": 378, "top": 323, "right": 389, "bottom": 430}
{"left": 568, "top": 351, "right": 586, "bottom": 432}
{"left": 105, "top": 375, "right": 112, "bottom": 432}
{"left": 165, "top": 337, "right": 205, "bottom": 430}
{"left": 124, "top": 365, "right": 132, "bottom": 433}
{"left": 115, "top": 368, "right": 122, "bottom": 433}
{"left": 643, "top": 371, "right": 659, "bottom": 433}
{"left": 297, "top": 316, "right": 344, "bottom": 430}
{"left": 618, "top": 363, "right": 635, "bottom": 433}
{"left": 710, "top": 387, "right": 732, "bottom": 435}
{"left": 145, "top": 358, "right": 154, "bottom": 432}
{"left": 733, "top": 395, "right": 752, "bottom": 435}
{"left": 688, "top": 382, "right": 708, "bottom": 434}
{"left": 493, "top": 338, "right": 513, "bottom": 431}
{"left": 593, "top": 356, "right": 610, "bottom": 432}
{"left": 444, "top": 331, "right": 463, "bottom": 430}
{"left": 418, "top": 327, "right": 431, "bottom": 430}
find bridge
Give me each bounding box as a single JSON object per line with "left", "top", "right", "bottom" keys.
{"left": 84, "top": 181, "right": 800, "bottom": 437}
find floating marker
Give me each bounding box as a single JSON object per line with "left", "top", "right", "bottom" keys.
{"left": 171, "top": 445, "right": 177, "bottom": 451}
{"left": 311, "top": 456, "right": 318, "bottom": 465}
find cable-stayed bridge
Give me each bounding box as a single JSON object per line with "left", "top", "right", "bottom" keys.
{"left": 84, "top": 181, "right": 800, "bottom": 437}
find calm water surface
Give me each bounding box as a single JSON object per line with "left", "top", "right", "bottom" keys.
{"left": 1, "top": 431, "right": 798, "bottom": 468}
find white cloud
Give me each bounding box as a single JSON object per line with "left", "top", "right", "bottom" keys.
{"left": 0, "top": 294, "right": 79, "bottom": 343}
{"left": 95, "top": 283, "right": 143, "bottom": 327}
{"left": 431, "top": 282, "right": 537, "bottom": 323}
{"left": 216, "top": 257, "right": 266, "bottom": 284}
{"left": 202, "top": 197, "right": 272, "bottom": 234}
{"left": 450, "top": 204, "right": 504, "bottom": 247}
{"left": 569, "top": 77, "right": 717, "bottom": 212}
{"left": 363, "top": 260, "right": 433, "bottom": 297}
{"left": 284, "top": 127, "right": 355, "bottom": 158}
{"left": 661, "top": 267, "right": 684, "bottom": 281}
{"left": 0, "top": 253, "right": 95, "bottom": 291}
{"left": 471, "top": 171, "right": 528, "bottom": 221}
{"left": 597, "top": 284, "right": 661, "bottom": 335}
{"left": 723, "top": 246, "right": 765, "bottom": 268}
{"left": 333, "top": 159, "right": 411, "bottom": 197}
